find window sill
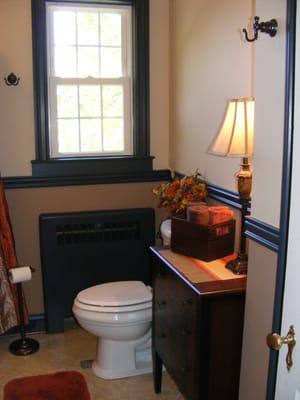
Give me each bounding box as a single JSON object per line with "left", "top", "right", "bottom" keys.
{"left": 3, "top": 157, "right": 171, "bottom": 189}
{"left": 31, "top": 156, "right": 154, "bottom": 177}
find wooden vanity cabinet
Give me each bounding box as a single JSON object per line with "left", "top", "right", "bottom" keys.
{"left": 150, "top": 247, "right": 246, "bottom": 400}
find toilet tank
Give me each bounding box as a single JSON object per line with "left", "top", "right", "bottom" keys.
{"left": 160, "top": 219, "right": 171, "bottom": 246}
{"left": 39, "top": 208, "right": 155, "bottom": 333}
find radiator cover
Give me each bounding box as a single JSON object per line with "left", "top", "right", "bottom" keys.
{"left": 39, "top": 208, "right": 155, "bottom": 333}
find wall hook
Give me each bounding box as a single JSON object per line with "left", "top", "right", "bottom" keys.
{"left": 4, "top": 72, "right": 20, "bottom": 86}
{"left": 243, "top": 16, "right": 278, "bottom": 42}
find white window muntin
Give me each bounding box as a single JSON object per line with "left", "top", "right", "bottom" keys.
{"left": 46, "top": 2, "right": 132, "bottom": 158}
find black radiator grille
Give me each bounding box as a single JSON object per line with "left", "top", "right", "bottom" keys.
{"left": 56, "top": 221, "right": 140, "bottom": 245}
{"left": 39, "top": 207, "right": 155, "bottom": 332}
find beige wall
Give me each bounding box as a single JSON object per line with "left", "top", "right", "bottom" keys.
{"left": 170, "top": 0, "right": 253, "bottom": 190}
{"left": 150, "top": 0, "right": 170, "bottom": 169}
{"left": 0, "top": 0, "right": 35, "bottom": 176}
{"left": 239, "top": 242, "right": 278, "bottom": 400}
{"left": 251, "top": 0, "right": 286, "bottom": 228}
{"left": 0, "top": 0, "right": 170, "bottom": 176}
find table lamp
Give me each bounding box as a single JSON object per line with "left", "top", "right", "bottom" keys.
{"left": 209, "top": 97, "right": 255, "bottom": 274}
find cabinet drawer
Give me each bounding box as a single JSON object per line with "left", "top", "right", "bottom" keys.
{"left": 153, "top": 262, "right": 178, "bottom": 363}
{"left": 153, "top": 260, "right": 199, "bottom": 399}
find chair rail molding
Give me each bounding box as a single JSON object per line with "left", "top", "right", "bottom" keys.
{"left": 245, "top": 217, "right": 280, "bottom": 253}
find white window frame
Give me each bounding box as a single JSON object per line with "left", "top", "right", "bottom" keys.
{"left": 46, "top": 2, "right": 133, "bottom": 158}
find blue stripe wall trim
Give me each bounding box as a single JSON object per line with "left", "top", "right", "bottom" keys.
{"left": 2, "top": 314, "right": 46, "bottom": 336}
{"left": 206, "top": 183, "right": 244, "bottom": 210}
{"left": 245, "top": 217, "right": 280, "bottom": 253}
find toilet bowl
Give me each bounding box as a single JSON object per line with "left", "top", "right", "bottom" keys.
{"left": 72, "top": 280, "right": 152, "bottom": 379}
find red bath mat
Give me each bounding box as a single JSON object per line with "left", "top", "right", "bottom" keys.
{"left": 3, "top": 371, "right": 90, "bottom": 400}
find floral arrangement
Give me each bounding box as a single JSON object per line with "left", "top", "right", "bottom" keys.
{"left": 152, "top": 170, "right": 207, "bottom": 215}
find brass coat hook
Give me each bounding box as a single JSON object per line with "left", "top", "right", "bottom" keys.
{"left": 4, "top": 72, "right": 20, "bottom": 86}
{"left": 243, "top": 16, "right": 278, "bottom": 42}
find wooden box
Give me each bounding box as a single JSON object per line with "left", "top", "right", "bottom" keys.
{"left": 170, "top": 217, "right": 235, "bottom": 261}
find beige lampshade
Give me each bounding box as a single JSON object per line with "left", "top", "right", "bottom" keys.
{"left": 209, "top": 98, "right": 255, "bottom": 157}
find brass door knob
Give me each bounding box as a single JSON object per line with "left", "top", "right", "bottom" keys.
{"left": 267, "top": 325, "right": 296, "bottom": 371}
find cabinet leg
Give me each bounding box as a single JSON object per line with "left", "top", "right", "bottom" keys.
{"left": 153, "top": 350, "right": 163, "bottom": 393}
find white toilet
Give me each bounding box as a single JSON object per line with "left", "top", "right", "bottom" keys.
{"left": 72, "top": 280, "right": 152, "bottom": 379}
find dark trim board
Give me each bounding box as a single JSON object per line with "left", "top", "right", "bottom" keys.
{"left": 245, "top": 217, "right": 280, "bottom": 253}
{"left": 266, "top": 0, "right": 297, "bottom": 397}
{"left": 3, "top": 169, "right": 171, "bottom": 189}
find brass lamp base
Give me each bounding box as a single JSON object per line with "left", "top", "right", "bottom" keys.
{"left": 237, "top": 157, "right": 252, "bottom": 200}
{"left": 226, "top": 156, "right": 251, "bottom": 276}
{"left": 226, "top": 253, "right": 248, "bottom": 275}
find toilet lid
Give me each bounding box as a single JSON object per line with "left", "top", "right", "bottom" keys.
{"left": 77, "top": 281, "right": 152, "bottom": 307}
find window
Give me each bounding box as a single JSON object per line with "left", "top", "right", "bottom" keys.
{"left": 31, "top": 0, "right": 153, "bottom": 179}
{"left": 47, "top": 3, "right": 132, "bottom": 158}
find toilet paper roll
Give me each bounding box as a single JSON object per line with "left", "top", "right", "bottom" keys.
{"left": 9, "top": 266, "right": 32, "bottom": 284}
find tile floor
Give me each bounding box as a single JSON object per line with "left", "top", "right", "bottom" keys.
{"left": 0, "top": 320, "right": 184, "bottom": 400}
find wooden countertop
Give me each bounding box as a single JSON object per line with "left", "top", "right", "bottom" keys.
{"left": 150, "top": 246, "right": 247, "bottom": 296}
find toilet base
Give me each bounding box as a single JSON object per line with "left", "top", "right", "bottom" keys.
{"left": 92, "top": 331, "right": 152, "bottom": 379}
{"left": 92, "top": 359, "right": 152, "bottom": 380}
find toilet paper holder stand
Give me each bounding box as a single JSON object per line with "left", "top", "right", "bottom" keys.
{"left": 9, "top": 265, "right": 40, "bottom": 356}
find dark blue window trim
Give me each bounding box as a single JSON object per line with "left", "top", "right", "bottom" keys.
{"left": 31, "top": 0, "right": 151, "bottom": 179}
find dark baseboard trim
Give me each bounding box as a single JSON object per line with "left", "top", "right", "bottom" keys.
{"left": 245, "top": 217, "right": 280, "bottom": 253}
{"left": 3, "top": 314, "right": 46, "bottom": 336}
{"left": 3, "top": 169, "right": 171, "bottom": 189}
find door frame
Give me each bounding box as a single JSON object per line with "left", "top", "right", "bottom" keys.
{"left": 266, "top": 0, "right": 297, "bottom": 398}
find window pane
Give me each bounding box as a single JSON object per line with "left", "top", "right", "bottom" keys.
{"left": 54, "top": 46, "right": 77, "bottom": 77}
{"left": 103, "top": 118, "right": 124, "bottom": 152}
{"left": 58, "top": 119, "right": 79, "bottom": 153}
{"left": 53, "top": 11, "right": 76, "bottom": 45}
{"left": 100, "top": 47, "right": 122, "bottom": 77}
{"left": 78, "top": 47, "right": 99, "bottom": 77}
{"left": 57, "top": 85, "right": 78, "bottom": 118}
{"left": 102, "top": 85, "right": 123, "bottom": 117}
{"left": 77, "top": 12, "right": 99, "bottom": 45}
{"left": 100, "top": 13, "right": 122, "bottom": 46}
{"left": 80, "top": 119, "right": 102, "bottom": 152}
{"left": 79, "top": 86, "right": 101, "bottom": 117}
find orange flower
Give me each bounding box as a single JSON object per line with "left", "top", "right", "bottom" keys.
{"left": 152, "top": 170, "right": 207, "bottom": 215}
